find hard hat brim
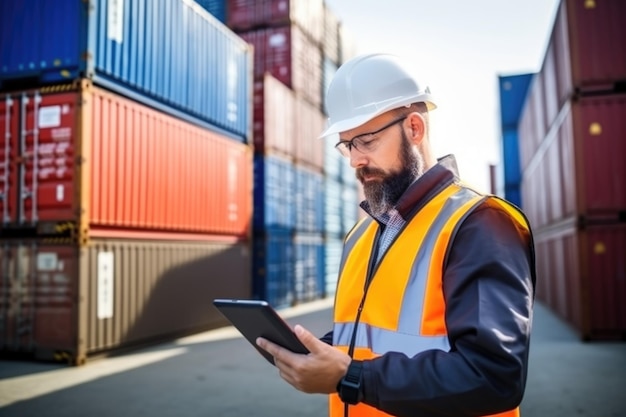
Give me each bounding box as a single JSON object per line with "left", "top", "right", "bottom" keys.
{"left": 318, "top": 94, "right": 436, "bottom": 139}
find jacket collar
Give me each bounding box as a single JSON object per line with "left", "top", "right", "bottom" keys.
{"left": 360, "top": 154, "right": 460, "bottom": 221}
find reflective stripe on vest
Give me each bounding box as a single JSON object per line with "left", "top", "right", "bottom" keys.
{"left": 329, "top": 183, "right": 526, "bottom": 417}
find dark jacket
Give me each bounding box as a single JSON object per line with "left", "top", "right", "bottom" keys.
{"left": 322, "top": 154, "right": 536, "bottom": 416}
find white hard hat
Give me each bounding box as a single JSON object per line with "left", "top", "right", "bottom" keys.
{"left": 319, "top": 53, "right": 436, "bottom": 138}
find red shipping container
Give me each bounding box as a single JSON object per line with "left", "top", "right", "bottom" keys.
{"left": 240, "top": 25, "right": 322, "bottom": 110}
{"left": 0, "top": 81, "right": 253, "bottom": 238}
{"left": 534, "top": 222, "right": 626, "bottom": 340}
{"left": 228, "top": 0, "right": 324, "bottom": 44}
{"left": 0, "top": 236, "right": 251, "bottom": 364}
{"left": 521, "top": 94, "right": 626, "bottom": 229}
{"left": 253, "top": 73, "right": 296, "bottom": 157}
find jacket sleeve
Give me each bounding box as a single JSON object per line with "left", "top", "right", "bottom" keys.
{"left": 360, "top": 199, "right": 535, "bottom": 417}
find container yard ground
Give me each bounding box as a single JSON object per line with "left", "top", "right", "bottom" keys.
{"left": 1, "top": 298, "right": 624, "bottom": 417}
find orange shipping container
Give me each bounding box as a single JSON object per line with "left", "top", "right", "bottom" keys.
{"left": 0, "top": 81, "right": 252, "bottom": 239}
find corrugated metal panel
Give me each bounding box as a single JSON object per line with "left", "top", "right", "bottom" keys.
{"left": 253, "top": 154, "right": 295, "bottom": 231}
{"left": 252, "top": 227, "right": 294, "bottom": 309}
{"left": 227, "top": 0, "right": 324, "bottom": 44}
{"left": 501, "top": 130, "right": 522, "bottom": 187}
{"left": 0, "top": 0, "right": 252, "bottom": 140}
{"left": 323, "top": 135, "right": 343, "bottom": 181}
{"left": 0, "top": 83, "right": 253, "bottom": 237}
{"left": 322, "top": 58, "right": 339, "bottom": 116}
{"left": 294, "top": 97, "right": 325, "bottom": 169}
{"left": 324, "top": 233, "right": 343, "bottom": 297}
{"left": 294, "top": 167, "right": 324, "bottom": 233}
{"left": 573, "top": 94, "right": 626, "bottom": 214}
{"left": 240, "top": 25, "right": 322, "bottom": 109}
{"left": 322, "top": 4, "right": 340, "bottom": 65}
{"left": 534, "top": 222, "right": 626, "bottom": 340}
{"left": 293, "top": 232, "right": 324, "bottom": 302}
{"left": 521, "top": 94, "right": 626, "bottom": 229}
{"left": 341, "top": 184, "right": 359, "bottom": 234}
{"left": 565, "top": 0, "right": 626, "bottom": 90}
{"left": 253, "top": 73, "right": 296, "bottom": 156}
{"left": 324, "top": 178, "right": 343, "bottom": 236}
{"left": 0, "top": 95, "right": 18, "bottom": 224}
{"left": 0, "top": 237, "right": 251, "bottom": 364}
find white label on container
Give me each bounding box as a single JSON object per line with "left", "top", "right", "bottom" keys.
{"left": 56, "top": 184, "right": 64, "bottom": 201}
{"left": 108, "top": 0, "right": 124, "bottom": 43}
{"left": 38, "top": 106, "right": 61, "bottom": 128}
{"left": 97, "top": 252, "right": 115, "bottom": 319}
{"left": 37, "top": 253, "right": 58, "bottom": 271}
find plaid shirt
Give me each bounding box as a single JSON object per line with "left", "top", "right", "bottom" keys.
{"left": 373, "top": 208, "right": 406, "bottom": 263}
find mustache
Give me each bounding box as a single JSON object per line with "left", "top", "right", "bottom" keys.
{"left": 356, "top": 167, "right": 386, "bottom": 181}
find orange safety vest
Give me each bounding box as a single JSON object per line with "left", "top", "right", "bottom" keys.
{"left": 330, "top": 183, "right": 528, "bottom": 417}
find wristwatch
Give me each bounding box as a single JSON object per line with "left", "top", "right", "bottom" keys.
{"left": 337, "top": 360, "right": 364, "bottom": 405}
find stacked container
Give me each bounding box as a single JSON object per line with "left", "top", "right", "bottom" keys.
{"left": 0, "top": 0, "right": 254, "bottom": 364}
{"left": 214, "top": 0, "right": 360, "bottom": 307}
{"left": 513, "top": 0, "right": 626, "bottom": 340}
{"left": 497, "top": 73, "right": 533, "bottom": 207}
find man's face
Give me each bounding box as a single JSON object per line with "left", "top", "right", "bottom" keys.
{"left": 341, "top": 114, "right": 425, "bottom": 216}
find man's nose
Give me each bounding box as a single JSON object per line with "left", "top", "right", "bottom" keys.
{"left": 349, "top": 149, "right": 368, "bottom": 169}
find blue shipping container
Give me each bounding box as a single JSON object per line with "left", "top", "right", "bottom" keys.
{"left": 504, "top": 184, "right": 522, "bottom": 208}
{"left": 0, "top": 0, "right": 251, "bottom": 141}
{"left": 294, "top": 232, "right": 325, "bottom": 302}
{"left": 253, "top": 154, "right": 296, "bottom": 231}
{"left": 498, "top": 73, "right": 533, "bottom": 130}
{"left": 295, "top": 167, "right": 325, "bottom": 233}
{"left": 502, "top": 129, "right": 523, "bottom": 187}
{"left": 253, "top": 228, "right": 294, "bottom": 309}
{"left": 324, "top": 178, "right": 343, "bottom": 236}
{"left": 195, "top": 0, "right": 227, "bottom": 23}
{"left": 341, "top": 184, "right": 360, "bottom": 234}
{"left": 324, "top": 234, "right": 344, "bottom": 297}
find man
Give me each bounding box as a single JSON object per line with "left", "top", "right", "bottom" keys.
{"left": 257, "top": 53, "right": 536, "bottom": 417}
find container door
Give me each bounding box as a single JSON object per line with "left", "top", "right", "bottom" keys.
{"left": 0, "top": 95, "right": 18, "bottom": 225}
{"left": 17, "top": 91, "right": 78, "bottom": 224}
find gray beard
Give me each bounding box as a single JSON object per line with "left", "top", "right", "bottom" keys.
{"left": 363, "top": 133, "right": 425, "bottom": 217}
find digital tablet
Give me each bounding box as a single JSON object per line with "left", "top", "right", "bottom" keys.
{"left": 212, "top": 299, "right": 309, "bottom": 365}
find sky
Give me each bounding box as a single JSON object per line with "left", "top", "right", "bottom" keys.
{"left": 323, "top": 0, "right": 560, "bottom": 193}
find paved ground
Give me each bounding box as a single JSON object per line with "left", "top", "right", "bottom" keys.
{"left": 1, "top": 299, "right": 625, "bottom": 417}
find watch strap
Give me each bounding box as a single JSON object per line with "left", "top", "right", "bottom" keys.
{"left": 338, "top": 360, "right": 363, "bottom": 405}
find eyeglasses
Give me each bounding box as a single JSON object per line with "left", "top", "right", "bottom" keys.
{"left": 334, "top": 115, "right": 407, "bottom": 158}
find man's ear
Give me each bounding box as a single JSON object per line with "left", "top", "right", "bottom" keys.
{"left": 407, "top": 112, "right": 426, "bottom": 145}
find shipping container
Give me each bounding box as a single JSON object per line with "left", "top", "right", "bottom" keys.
{"left": 338, "top": 22, "right": 359, "bottom": 64}
{"left": 253, "top": 73, "right": 296, "bottom": 157}
{"left": 324, "top": 178, "right": 343, "bottom": 236}
{"left": 0, "top": 236, "right": 251, "bottom": 364}
{"left": 294, "top": 167, "right": 324, "bottom": 233}
{"left": 341, "top": 184, "right": 360, "bottom": 234}
{"left": 227, "top": 0, "right": 324, "bottom": 45}
{"left": 253, "top": 154, "right": 295, "bottom": 231}
{"left": 0, "top": 0, "right": 252, "bottom": 140}
{"left": 293, "top": 232, "right": 325, "bottom": 302}
{"left": 498, "top": 74, "right": 534, "bottom": 131}
{"left": 521, "top": 94, "right": 626, "bottom": 230}
{"left": 295, "top": 97, "right": 325, "bottom": 169}
{"left": 323, "top": 132, "right": 344, "bottom": 182}
{"left": 324, "top": 233, "right": 343, "bottom": 297}
{"left": 240, "top": 24, "right": 322, "bottom": 109}
{"left": 0, "top": 81, "right": 253, "bottom": 238}
{"left": 564, "top": 0, "right": 626, "bottom": 92}
{"left": 534, "top": 221, "right": 626, "bottom": 340}
{"left": 322, "top": 4, "right": 341, "bottom": 65}
{"left": 322, "top": 57, "right": 339, "bottom": 116}
{"left": 252, "top": 227, "right": 294, "bottom": 308}
{"left": 195, "top": 0, "right": 227, "bottom": 23}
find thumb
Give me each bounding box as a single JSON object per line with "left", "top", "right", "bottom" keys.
{"left": 294, "top": 324, "right": 322, "bottom": 353}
